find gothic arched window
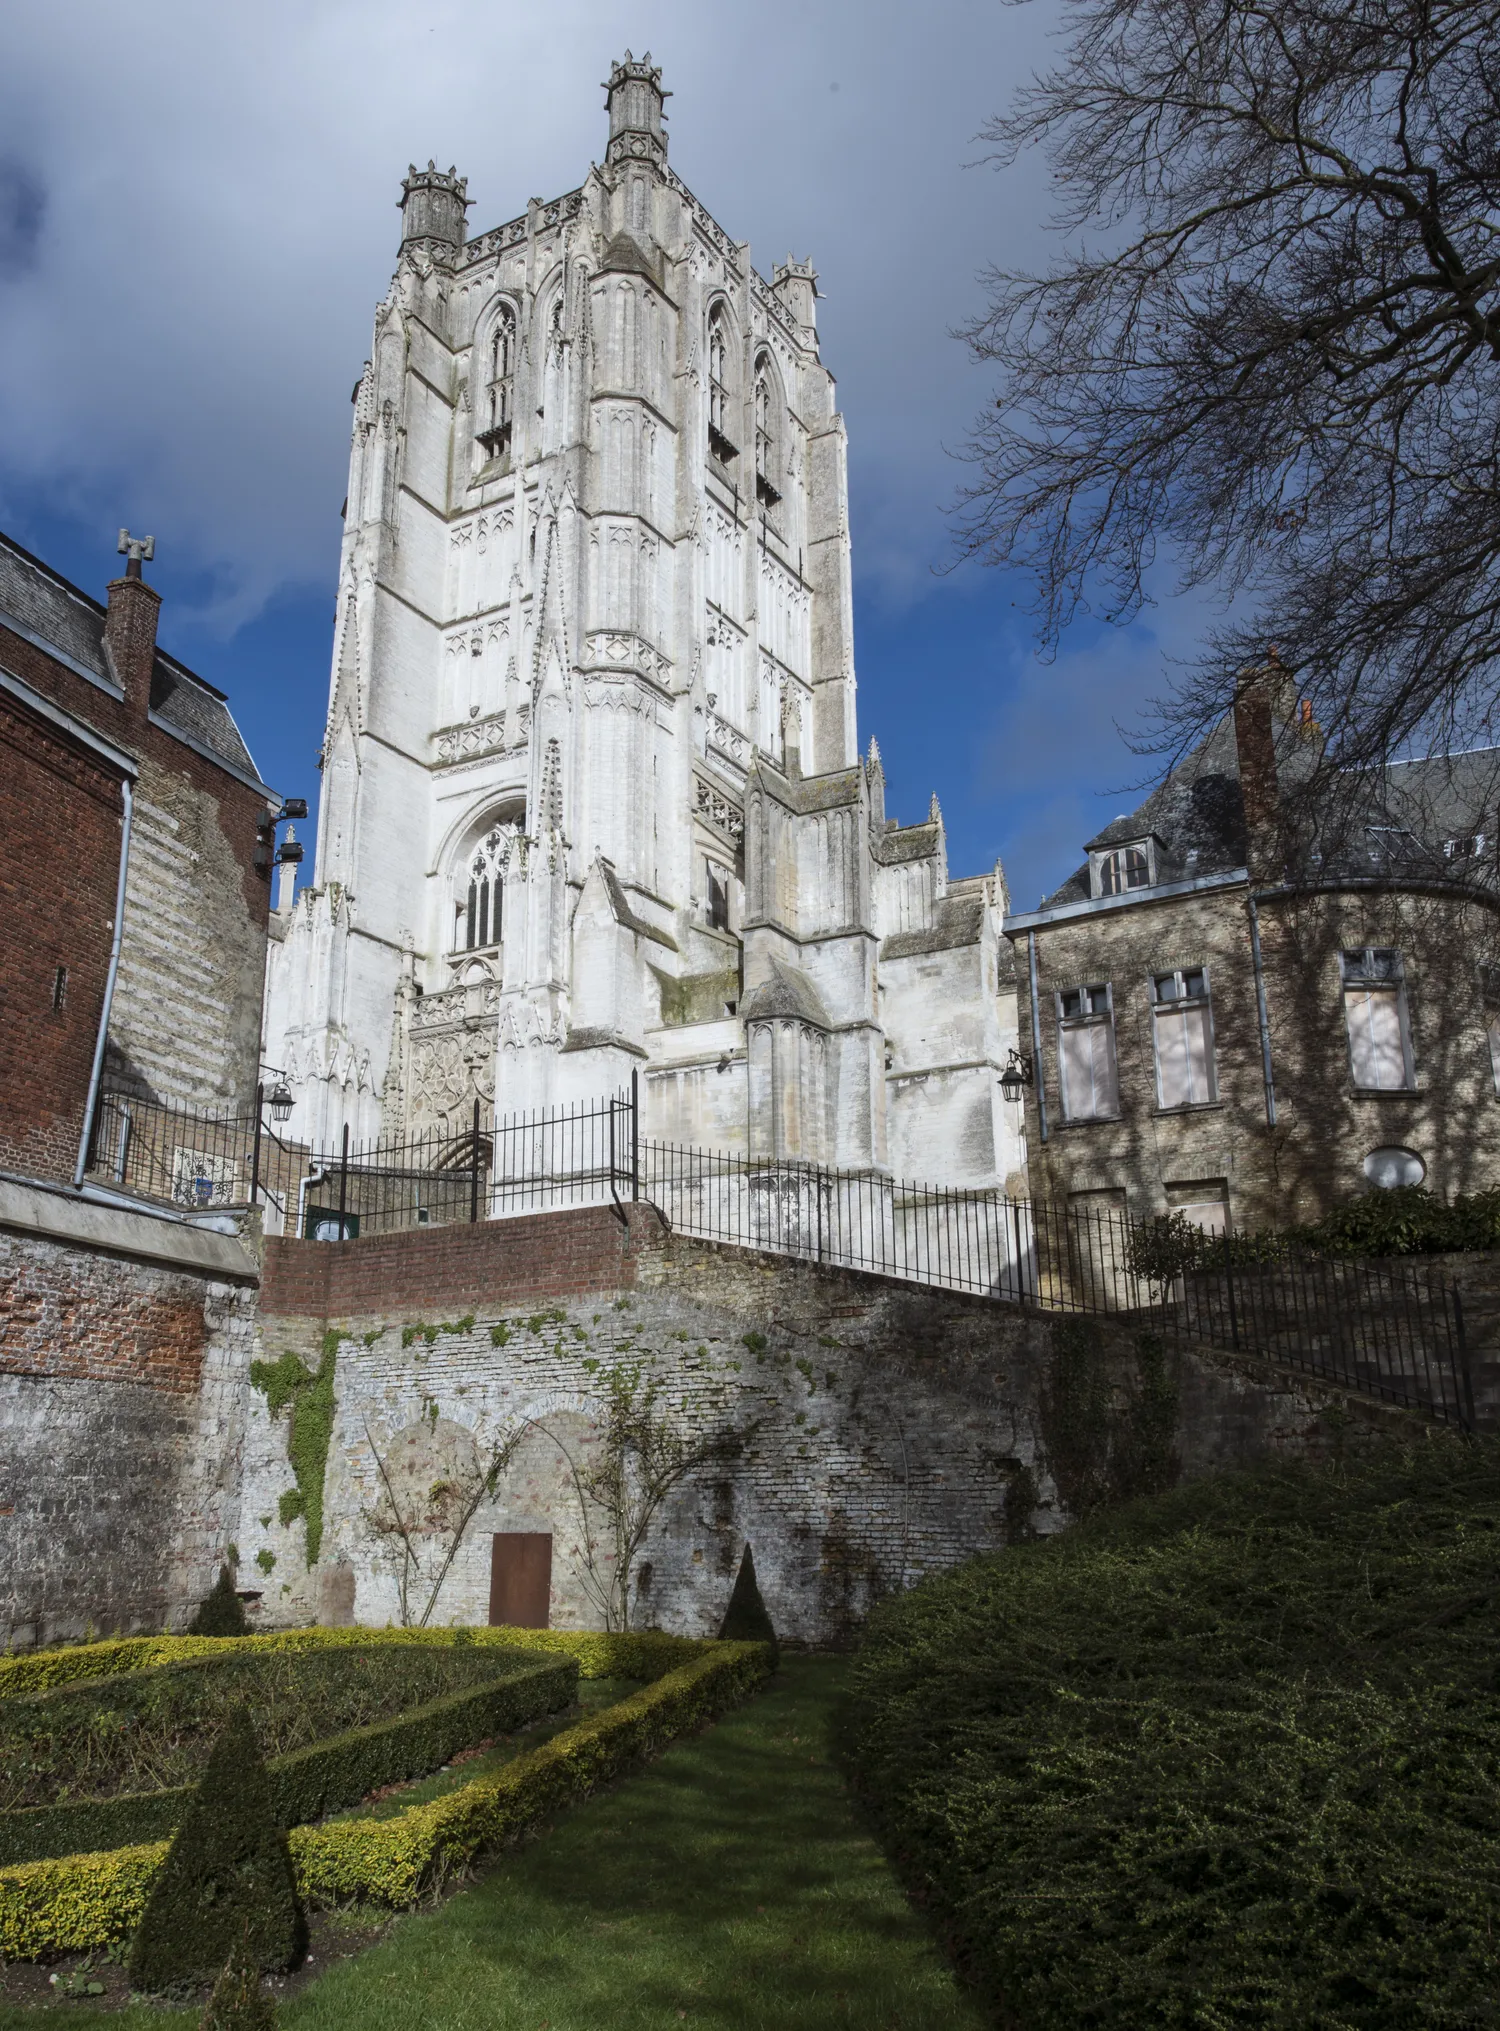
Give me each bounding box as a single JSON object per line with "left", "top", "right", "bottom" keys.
{"left": 707, "top": 306, "right": 735, "bottom": 464}
{"left": 453, "top": 822, "right": 517, "bottom": 952}
{"left": 479, "top": 303, "right": 516, "bottom": 459}
{"left": 754, "top": 358, "right": 781, "bottom": 508}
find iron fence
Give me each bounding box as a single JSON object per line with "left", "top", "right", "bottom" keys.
{"left": 84, "top": 1079, "right": 1477, "bottom": 1428}
{"left": 1173, "top": 1238, "right": 1477, "bottom": 1428}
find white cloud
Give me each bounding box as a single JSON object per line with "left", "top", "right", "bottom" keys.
{"left": 0, "top": 0, "right": 1061, "bottom": 629}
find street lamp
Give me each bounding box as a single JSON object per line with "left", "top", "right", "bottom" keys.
{"left": 998, "top": 1048, "right": 1033, "bottom": 1106}
{"left": 268, "top": 1081, "right": 294, "bottom": 1124}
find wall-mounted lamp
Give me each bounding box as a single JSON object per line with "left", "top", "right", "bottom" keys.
{"left": 998, "top": 1048, "right": 1034, "bottom": 1106}
{"left": 268, "top": 1081, "right": 295, "bottom": 1124}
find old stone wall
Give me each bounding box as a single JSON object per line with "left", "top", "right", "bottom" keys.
{"left": 244, "top": 1210, "right": 1406, "bottom": 1645}
{"left": 0, "top": 1188, "right": 259, "bottom": 1650}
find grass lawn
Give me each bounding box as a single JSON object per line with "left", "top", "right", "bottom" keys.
{"left": 0, "top": 1656, "right": 979, "bottom": 2031}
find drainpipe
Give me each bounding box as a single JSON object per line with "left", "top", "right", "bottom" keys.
{"left": 1027, "top": 931, "right": 1049, "bottom": 1143}
{"left": 74, "top": 778, "right": 134, "bottom": 1188}
{"left": 1247, "top": 892, "right": 1277, "bottom": 1129}
{"left": 297, "top": 1164, "right": 330, "bottom": 1242}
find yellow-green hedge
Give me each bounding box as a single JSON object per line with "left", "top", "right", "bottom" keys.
{"left": 0, "top": 1624, "right": 700, "bottom": 1700}
{"left": 0, "top": 1636, "right": 772, "bottom": 1960}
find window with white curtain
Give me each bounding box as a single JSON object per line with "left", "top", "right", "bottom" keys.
{"left": 1057, "top": 983, "right": 1119, "bottom": 1120}
{"left": 1341, "top": 948, "right": 1413, "bottom": 1089}
{"left": 1152, "top": 967, "right": 1217, "bottom": 1108}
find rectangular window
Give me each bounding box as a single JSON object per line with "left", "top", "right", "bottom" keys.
{"left": 1057, "top": 983, "right": 1119, "bottom": 1120}
{"left": 1341, "top": 948, "right": 1413, "bottom": 1090}
{"left": 1152, "top": 967, "right": 1216, "bottom": 1108}
{"left": 1166, "top": 1177, "right": 1230, "bottom": 1236}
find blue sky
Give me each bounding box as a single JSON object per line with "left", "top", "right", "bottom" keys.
{"left": 0, "top": 0, "right": 1210, "bottom": 908}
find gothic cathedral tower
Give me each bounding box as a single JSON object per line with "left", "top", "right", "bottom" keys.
{"left": 264, "top": 57, "right": 1023, "bottom": 1193}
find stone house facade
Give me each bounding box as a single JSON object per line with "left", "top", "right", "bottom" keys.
{"left": 262, "top": 54, "right": 1023, "bottom": 1195}
{"left": 1006, "top": 662, "right": 1500, "bottom": 1231}
{"left": 0, "top": 531, "right": 276, "bottom": 1648}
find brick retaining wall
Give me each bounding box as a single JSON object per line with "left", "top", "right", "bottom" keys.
{"left": 260, "top": 1203, "right": 664, "bottom": 1320}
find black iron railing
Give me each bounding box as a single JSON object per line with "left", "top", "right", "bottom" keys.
{"left": 85, "top": 1079, "right": 1477, "bottom": 1428}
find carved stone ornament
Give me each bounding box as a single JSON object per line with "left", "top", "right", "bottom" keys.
{"left": 694, "top": 775, "right": 744, "bottom": 841}
{"left": 434, "top": 704, "right": 530, "bottom": 765}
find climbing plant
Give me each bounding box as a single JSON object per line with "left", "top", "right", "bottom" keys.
{"left": 539, "top": 1362, "right": 744, "bottom": 1632}
{"left": 250, "top": 1332, "right": 340, "bottom": 1564}
{"left": 1037, "top": 1320, "right": 1179, "bottom": 1520}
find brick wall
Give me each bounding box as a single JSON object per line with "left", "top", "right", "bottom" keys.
{"left": 246, "top": 1210, "right": 1396, "bottom": 1644}
{"left": 0, "top": 689, "right": 123, "bottom": 1180}
{"left": 0, "top": 1225, "right": 258, "bottom": 1649}
{"left": 0, "top": 612, "right": 272, "bottom": 1128}
{"left": 260, "top": 1203, "right": 663, "bottom": 1319}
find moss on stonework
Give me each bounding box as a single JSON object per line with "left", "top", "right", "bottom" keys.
{"left": 250, "top": 1338, "right": 340, "bottom": 1565}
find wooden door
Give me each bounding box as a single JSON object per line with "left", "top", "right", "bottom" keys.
{"left": 489, "top": 1532, "right": 553, "bottom": 1627}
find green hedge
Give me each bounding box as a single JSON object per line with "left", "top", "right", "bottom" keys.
{"left": 0, "top": 1636, "right": 773, "bottom": 1959}
{"left": 838, "top": 1444, "right": 1500, "bottom": 2030}
{"left": 0, "top": 1654, "right": 574, "bottom": 1866}
{"left": 1, "top": 1640, "right": 526, "bottom": 1811}
{"left": 0, "top": 1624, "right": 700, "bottom": 1703}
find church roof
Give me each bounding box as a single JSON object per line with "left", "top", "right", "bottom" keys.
{"left": 0, "top": 530, "right": 267, "bottom": 791}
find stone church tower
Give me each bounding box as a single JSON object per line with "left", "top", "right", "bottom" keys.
{"left": 264, "top": 56, "right": 1025, "bottom": 1191}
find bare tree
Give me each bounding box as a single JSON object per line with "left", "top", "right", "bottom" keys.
{"left": 537, "top": 1363, "right": 743, "bottom": 1632}
{"left": 362, "top": 1408, "right": 530, "bottom": 1628}
{"left": 959, "top": 0, "right": 1500, "bottom": 772}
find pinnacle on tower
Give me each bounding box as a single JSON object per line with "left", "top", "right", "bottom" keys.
{"left": 603, "top": 51, "right": 670, "bottom": 170}
{"left": 398, "top": 161, "right": 471, "bottom": 252}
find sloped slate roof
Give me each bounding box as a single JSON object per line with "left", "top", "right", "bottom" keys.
{"left": 0, "top": 531, "right": 266, "bottom": 788}
{"left": 1037, "top": 704, "right": 1500, "bottom": 911}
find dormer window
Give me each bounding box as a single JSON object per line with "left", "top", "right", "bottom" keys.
{"left": 478, "top": 304, "right": 516, "bottom": 459}
{"left": 1094, "top": 842, "right": 1152, "bottom": 897}
{"left": 707, "top": 307, "right": 736, "bottom": 464}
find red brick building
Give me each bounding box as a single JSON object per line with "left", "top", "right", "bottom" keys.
{"left": 0, "top": 531, "right": 280, "bottom": 1185}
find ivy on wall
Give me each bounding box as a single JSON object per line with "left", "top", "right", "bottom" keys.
{"left": 250, "top": 1331, "right": 342, "bottom": 1564}
{"left": 1038, "top": 1320, "right": 1180, "bottom": 1520}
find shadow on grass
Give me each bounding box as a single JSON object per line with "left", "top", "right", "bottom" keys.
{"left": 286, "top": 1655, "right": 978, "bottom": 2031}
{"left": 0, "top": 1660, "right": 979, "bottom": 2031}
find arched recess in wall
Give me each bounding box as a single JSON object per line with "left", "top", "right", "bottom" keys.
{"left": 532, "top": 267, "right": 568, "bottom": 456}
{"left": 705, "top": 296, "right": 739, "bottom": 464}
{"left": 752, "top": 348, "right": 786, "bottom": 513}
{"left": 475, "top": 294, "right": 520, "bottom": 467}
{"left": 444, "top": 798, "right": 526, "bottom": 961}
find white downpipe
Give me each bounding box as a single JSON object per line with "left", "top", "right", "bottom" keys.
{"left": 296, "top": 1165, "right": 330, "bottom": 1242}
{"left": 74, "top": 778, "right": 134, "bottom": 1188}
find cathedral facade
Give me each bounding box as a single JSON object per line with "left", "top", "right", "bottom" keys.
{"left": 264, "top": 56, "right": 1024, "bottom": 1191}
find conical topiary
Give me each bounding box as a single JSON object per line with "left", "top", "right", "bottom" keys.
{"left": 188, "top": 1565, "right": 249, "bottom": 1638}
{"left": 199, "top": 1933, "right": 278, "bottom": 2029}
{"left": 128, "top": 1707, "right": 307, "bottom": 1994}
{"left": 718, "top": 1542, "right": 778, "bottom": 1659}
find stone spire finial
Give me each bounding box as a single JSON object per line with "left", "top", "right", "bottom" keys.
{"left": 603, "top": 51, "right": 670, "bottom": 171}
{"left": 929, "top": 792, "right": 942, "bottom": 824}
{"left": 398, "top": 160, "right": 470, "bottom": 252}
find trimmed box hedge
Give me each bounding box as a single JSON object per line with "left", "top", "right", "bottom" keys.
{"left": 0, "top": 1624, "right": 700, "bottom": 1701}
{"left": 1, "top": 1639, "right": 534, "bottom": 1815}
{"left": 0, "top": 1634, "right": 773, "bottom": 1959}
{"left": 0, "top": 1653, "right": 574, "bottom": 1866}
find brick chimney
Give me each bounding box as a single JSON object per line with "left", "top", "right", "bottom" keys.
{"left": 104, "top": 530, "right": 160, "bottom": 720}
{"left": 1232, "top": 647, "right": 1288, "bottom": 880}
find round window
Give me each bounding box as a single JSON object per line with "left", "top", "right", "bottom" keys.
{"left": 1363, "top": 1146, "right": 1426, "bottom": 1190}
